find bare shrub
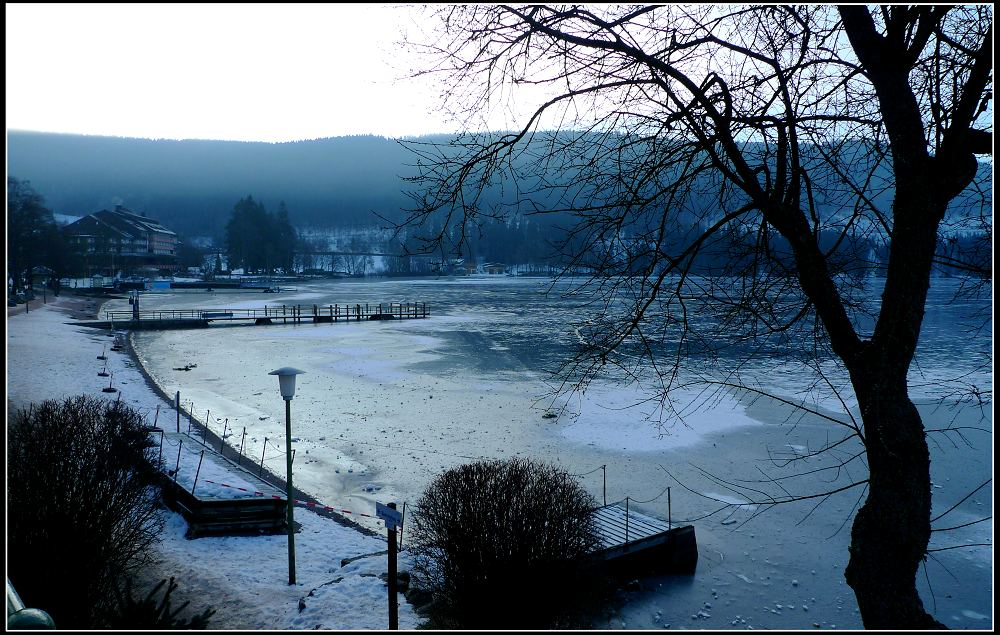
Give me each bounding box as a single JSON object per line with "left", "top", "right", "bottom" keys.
{"left": 100, "top": 576, "right": 216, "bottom": 629}
{"left": 7, "top": 395, "right": 164, "bottom": 628}
{"left": 408, "top": 458, "right": 604, "bottom": 628}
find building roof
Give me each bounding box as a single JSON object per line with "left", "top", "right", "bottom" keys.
{"left": 63, "top": 214, "right": 132, "bottom": 240}
{"left": 64, "top": 205, "right": 176, "bottom": 240}
{"left": 94, "top": 206, "right": 176, "bottom": 237}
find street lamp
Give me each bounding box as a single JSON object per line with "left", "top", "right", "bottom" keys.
{"left": 269, "top": 366, "right": 306, "bottom": 585}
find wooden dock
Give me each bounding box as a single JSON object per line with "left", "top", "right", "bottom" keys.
{"left": 154, "top": 427, "right": 289, "bottom": 538}
{"left": 588, "top": 502, "right": 698, "bottom": 574}
{"left": 78, "top": 302, "right": 430, "bottom": 330}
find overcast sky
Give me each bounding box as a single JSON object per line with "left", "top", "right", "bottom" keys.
{"left": 5, "top": 3, "right": 458, "bottom": 142}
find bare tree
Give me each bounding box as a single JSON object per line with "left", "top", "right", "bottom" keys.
{"left": 397, "top": 5, "right": 992, "bottom": 629}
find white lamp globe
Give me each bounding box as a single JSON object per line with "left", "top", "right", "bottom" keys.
{"left": 269, "top": 367, "right": 306, "bottom": 400}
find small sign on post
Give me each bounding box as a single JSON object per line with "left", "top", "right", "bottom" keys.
{"left": 376, "top": 502, "right": 403, "bottom": 529}
{"left": 377, "top": 501, "right": 402, "bottom": 630}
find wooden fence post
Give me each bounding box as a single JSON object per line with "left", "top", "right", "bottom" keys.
{"left": 388, "top": 502, "right": 398, "bottom": 630}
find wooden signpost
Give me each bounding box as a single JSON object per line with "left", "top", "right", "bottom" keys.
{"left": 376, "top": 502, "right": 403, "bottom": 630}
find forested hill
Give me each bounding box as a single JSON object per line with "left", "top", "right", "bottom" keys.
{"left": 7, "top": 130, "right": 988, "bottom": 244}
{"left": 6, "top": 131, "right": 429, "bottom": 236}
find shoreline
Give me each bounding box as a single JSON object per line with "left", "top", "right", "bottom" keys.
{"left": 7, "top": 290, "right": 379, "bottom": 537}
{"left": 120, "top": 321, "right": 381, "bottom": 538}
{"left": 8, "top": 288, "right": 992, "bottom": 629}
{"left": 7, "top": 294, "right": 415, "bottom": 627}
{"left": 6, "top": 290, "right": 94, "bottom": 320}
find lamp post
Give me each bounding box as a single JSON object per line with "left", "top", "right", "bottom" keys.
{"left": 269, "top": 366, "right": 305, "bottom": 585}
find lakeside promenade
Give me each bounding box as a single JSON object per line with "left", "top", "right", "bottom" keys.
{"left": 7, "top": 293, "right": 420, "bottom": 629}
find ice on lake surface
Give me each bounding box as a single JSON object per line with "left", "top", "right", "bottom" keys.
{"left": 118, "top": 276, "right": 992, "bottom": 630}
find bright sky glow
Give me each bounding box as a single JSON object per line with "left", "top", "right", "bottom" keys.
{"left": 5, "top": 3, "right": 457, "bottom": 142}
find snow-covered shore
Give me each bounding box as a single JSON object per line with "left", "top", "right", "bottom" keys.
{"left": 7, "top": 292, "right": 992, "bottom": 630}
{"left": 6, "top": 295, "right": 422, "bottom": 629}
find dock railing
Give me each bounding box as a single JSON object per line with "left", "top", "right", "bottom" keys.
{"left": 105, "top": 302, "right": 430, "bottom": 324}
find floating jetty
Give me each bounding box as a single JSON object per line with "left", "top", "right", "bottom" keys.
{"left": 75, "top": 302, "right": 430, "bottom": 330}
{"left": 588, "top": 502, "right": 698, "bottom": 574}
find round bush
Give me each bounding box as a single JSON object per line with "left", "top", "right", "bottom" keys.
{"left": 7, "top": 395, "right": 164, "bottom": 628}
{"left": 408, "top": 457, "right": 604, "bottom": 628}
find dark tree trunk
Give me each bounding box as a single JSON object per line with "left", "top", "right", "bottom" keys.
{"left": 827, "top": 5, "right": 977, "bottom": 612}
{"left": 845, "top": 365, "right": 945, "bottom": 629}
{"left": 837, "top": 169, "right": 952, "bottom": 628}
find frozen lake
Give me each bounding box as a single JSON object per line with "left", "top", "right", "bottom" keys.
{"left": 119, "top": 275, "right": 992, "bottom": 629}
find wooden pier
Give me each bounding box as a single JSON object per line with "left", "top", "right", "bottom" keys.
{"left": 588, "top": 502, "right": 698, "bottom": 574}
{"left": 159, "top": 462, "right": 288, "bottom": 538}
{"left": 80, "top": 302, "right": 430, "bottom": 330}
{"left": 154, "top": 426, "right": 289, "bottom": 538}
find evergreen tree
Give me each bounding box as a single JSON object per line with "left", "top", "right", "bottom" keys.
{"left": 224, "top": 196, "right": 300, "bottom": 274}
{"left": 7, "top": 177, "right": 61, "bottom": 291}
{"left": 273, "top": 201, "right": 297, "bottom": 273}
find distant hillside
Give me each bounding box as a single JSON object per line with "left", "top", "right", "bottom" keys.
{"left": 7, "top": 130, "right": 988, "bottom": 246}
{"left": 7, "top": 131, "right": 429, "bottom": 237}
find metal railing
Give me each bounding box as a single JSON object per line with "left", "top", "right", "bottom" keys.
{"left": 105, "top": 302, "right": 430, "bottom": 323}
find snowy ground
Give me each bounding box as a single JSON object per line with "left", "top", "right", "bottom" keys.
{"left": 6, "top": 296, "right": 420, "bottom": 630}
{"left": 6, "top": 292, "right": 993, "bottom": 630}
